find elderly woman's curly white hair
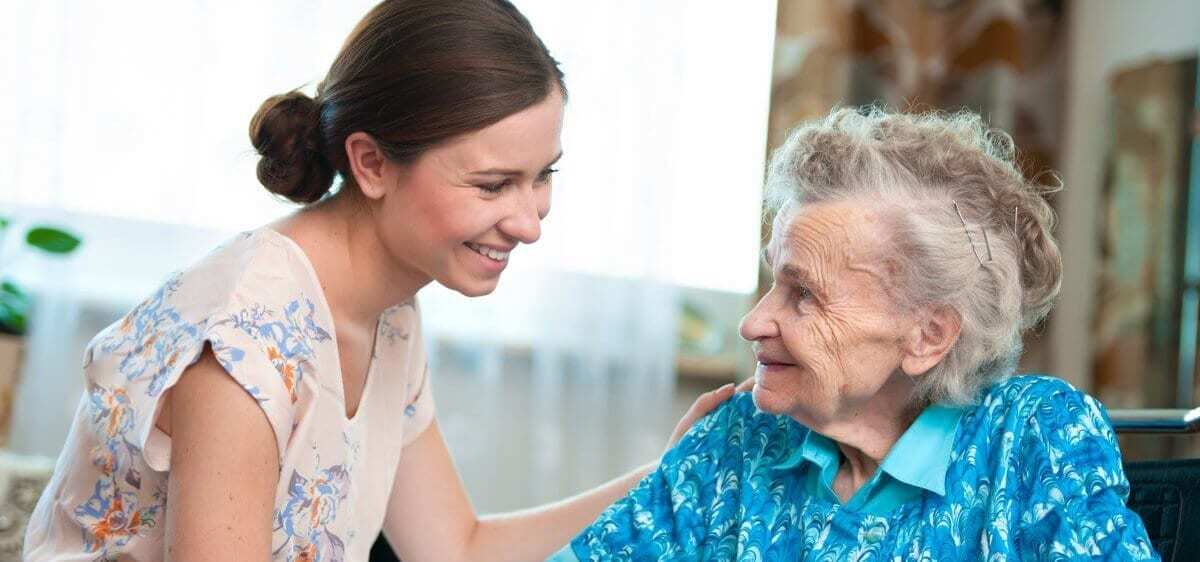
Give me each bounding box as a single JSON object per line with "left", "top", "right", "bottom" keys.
{"left": 765, "top": 107, "right": 1063, "bottom": 405}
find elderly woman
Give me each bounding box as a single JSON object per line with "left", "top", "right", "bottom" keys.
{"left": 550, "top": 108, "right": 1157, "bottom": 561}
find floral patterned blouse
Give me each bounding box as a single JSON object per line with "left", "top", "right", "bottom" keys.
{"left": 24, "top": 228, "right": 436, "bottom": 562}
{"left": 555, "top": 375, "right": 1158, "bottom": 561}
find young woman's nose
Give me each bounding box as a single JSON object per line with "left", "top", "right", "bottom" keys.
{"left": 499, "top": 187, "right": 545, "bottom": 244}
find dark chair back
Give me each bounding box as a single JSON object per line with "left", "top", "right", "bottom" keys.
{"left": 1122, "top": 458, "right": 1200, "bottom": 562}
{"left": 1111, "top": 407, "right": 1200, "bottom": 562}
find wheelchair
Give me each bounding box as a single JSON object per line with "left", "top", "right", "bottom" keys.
{"left": 1109, "top": 407, "right": 1200, "bottom": 562}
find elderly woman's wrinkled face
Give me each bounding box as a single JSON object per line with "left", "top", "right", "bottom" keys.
{"left": 740, "top": 201, "right": 916, "bottom": 427}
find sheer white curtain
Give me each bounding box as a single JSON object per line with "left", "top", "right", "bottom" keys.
{"left": 0, "top": 1, "right": 361, "bottom": 228}
{"left": 1, "top": 1, "right": 775, "bottom": 510}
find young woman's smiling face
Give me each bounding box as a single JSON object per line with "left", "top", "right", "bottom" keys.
{"left": 368, "top": 90, "right": 564, "bottom": 297}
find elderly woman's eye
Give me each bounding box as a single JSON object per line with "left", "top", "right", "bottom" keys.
{"left": 794, "top": 286, "right": 814, "bottom": 303}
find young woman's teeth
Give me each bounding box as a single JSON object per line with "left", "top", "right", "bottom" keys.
{"left": 466, "top": 242, "right": 509, "bottom": 261}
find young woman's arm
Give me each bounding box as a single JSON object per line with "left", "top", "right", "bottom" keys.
{"left": 162, "top": 347, "right": 281, "bottom": 562}
{"left": 382, "top": 383, "right": 737, "bottom": 562}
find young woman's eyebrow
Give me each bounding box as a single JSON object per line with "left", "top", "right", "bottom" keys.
{"left": 470, "top": 151, "right": 563, "bottom": 177}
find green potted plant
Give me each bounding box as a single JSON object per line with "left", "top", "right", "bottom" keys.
{"left": 0, "top": 216, "right": 82, "bottom": 446}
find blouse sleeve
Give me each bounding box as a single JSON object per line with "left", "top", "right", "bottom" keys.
{"left": 562, "top": 397, "right": 751, "bottom": 561}
{"left": 84, "top": 278, "right": 308, "bottom": 474}
{"left": 1014, "top": 387, "right": 1159, "bottom": 561}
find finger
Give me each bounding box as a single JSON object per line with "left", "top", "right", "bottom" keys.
{"left": 666, "top": 384, "right": 735, "bottom": 450}
{"left": 685, "top": 383, "right": 734, "bottom": 417}
{"left": 735, "top": 377, "right": 756, "bottom": 393}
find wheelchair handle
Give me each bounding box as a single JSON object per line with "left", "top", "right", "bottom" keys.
{"left": 1109, "top": 408, "right": 1200, "bottom": 433}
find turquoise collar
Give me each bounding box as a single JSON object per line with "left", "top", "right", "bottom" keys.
{"left": 772, "top": 404, "right": 965, "bottom": 501}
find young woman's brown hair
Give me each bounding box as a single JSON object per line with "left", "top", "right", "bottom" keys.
{"left": 249, "top": 0, "right": 567, "bottom": 204}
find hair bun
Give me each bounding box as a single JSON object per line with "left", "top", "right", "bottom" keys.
{"left": 249, "top": 91, "right": 335, "bottom": 204}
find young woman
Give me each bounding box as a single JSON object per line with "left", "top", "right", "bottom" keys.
{"left": 23, "top": 1, "right": 736, "bottom": 560}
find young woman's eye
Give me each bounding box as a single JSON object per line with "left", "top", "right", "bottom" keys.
{"left": 479, "top": 180, "right": 509, "bottom": 194}
{"left": 536, "top": 167, "right": 559, "bottom": 183}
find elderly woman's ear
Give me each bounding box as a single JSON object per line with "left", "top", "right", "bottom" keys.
{"left": 899, "top": 305, "right": 961, "bottom": 377}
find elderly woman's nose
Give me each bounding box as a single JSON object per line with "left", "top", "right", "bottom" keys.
{"left": 739, "top": 298, "right": 779, "bottom": 341}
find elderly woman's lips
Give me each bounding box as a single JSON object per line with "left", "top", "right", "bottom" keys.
{"left": 755, "top": 353, "right": 794, "bottom": 366}
{"left": 757, "top": 360, "right": 797, "bottom": 373}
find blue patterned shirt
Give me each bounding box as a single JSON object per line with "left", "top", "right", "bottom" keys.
{"left": 551, "top": 375, "right": 1158, "bottom": 561}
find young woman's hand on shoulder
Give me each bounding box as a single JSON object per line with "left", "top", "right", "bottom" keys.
{"left": 379, "top": 383, "right": 745, "bottom": 562}
{"left": 161, "top": 344, "right": 280, "bottom": 561}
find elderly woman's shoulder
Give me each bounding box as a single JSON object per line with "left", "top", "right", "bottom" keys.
{"left": 687, "top": 392, "right": 804, "bottom": 451}
{"left": 698, "top": 391, "right": 791, "bottom": 431}
{"left": 732, "top": 391, "right": 799, "bottom": 428}
{"left": 663, "top": 391, "right": 805, "bottom": 473}
{"left": 979, "top": 374, "right": 1100, "bottom": 411}
{"left": 983, "top": 374, "right": 1085, "bottom": 403}
{"left": 968, "top": 374, "right": 1117, "bottom": 447}
{"left": 956, "top": 374, "right": 1130, "bottom": 492}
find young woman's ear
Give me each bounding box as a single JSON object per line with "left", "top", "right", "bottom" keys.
{"left": 344, "top": 132, "right": 393, "bottom": 200}
{"left": 900, "top": 305, "right": 962, "bottom": 377}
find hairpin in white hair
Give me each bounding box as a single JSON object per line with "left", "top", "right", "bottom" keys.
{"left": 953, "top": 200, "right": 993, "bottom": 266}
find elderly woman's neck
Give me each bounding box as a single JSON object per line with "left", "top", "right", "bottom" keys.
{"left": 809, "top": 374, "right": 927, "bottom": 502}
